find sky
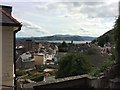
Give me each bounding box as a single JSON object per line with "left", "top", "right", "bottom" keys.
{"left": 1, "top": 0, "right": 119, "bottom": 37}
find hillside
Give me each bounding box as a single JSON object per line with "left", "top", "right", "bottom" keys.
{"left": 38, "top": 35, "right": 96, "bottom": 41}
{"left": 17, "top": 35, "right": 96, "bottom": 42}
{"left": 92, "top": 29, "right": 114, "bottom": 47}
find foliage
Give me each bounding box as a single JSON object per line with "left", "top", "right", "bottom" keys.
{"left": 111, "top": 47, "right": 116, "bottom": 60}
{"left": 114, "top": 16, "right": 120, "bottom": 63}
{"left": 87, "top": 47, "right": 98, "bottom": 55}
{"left": 22, "top": 79, "right": 30, "bottom": 84}
{"left": 30, "top": 72, "right": 44, "bottom": 82}
{"left": 114, "top": 16, "right": 120, "bottom": 75}
{"left": 16, "top": 70, "right": 28, "bottom": 77}
{"left": 98, "top": 35, "right": 109, "bottom": 47}
{"left": 36, "top": 64, "right": 46, "bottom": 72}
{"left": 58, "top": 41, "right": 68, "bottom": 52}
{"left": 46, "top": 69, "right": 57, "bottom": 75}
{"left": 92, "top": 30, "right": 114, "bottom": 47}
{"left": 90, "top": 57, "right": 115, "bottom": 77}
{"left": 56, "top": 53, "right": 92, "bottom": 78}
{"left": 17, "top": 69, "right": 45, "bottom": 82}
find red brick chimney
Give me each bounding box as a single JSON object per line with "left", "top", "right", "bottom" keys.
{"left": 0, "top": 5, "right": 12, "bottom": 15}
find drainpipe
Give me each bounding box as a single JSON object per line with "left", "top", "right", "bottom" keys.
{"left": 14, "top": 25, "right": 22, "bottom": 90}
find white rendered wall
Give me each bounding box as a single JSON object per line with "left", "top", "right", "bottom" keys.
{"left": 1, "top": 26, "right": 14, "bottom": 88}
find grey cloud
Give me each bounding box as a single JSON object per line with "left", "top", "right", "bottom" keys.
{"left": 58, "top": 2, "right": 118, "bottom": 18}
{"left": 79, "top": 2, "right": 118, "bottom": 18}
{"left": 16, "top": 31, "right": 33, "bottom": 37}
{"left": 22, "top": 21, "right": 46, "bottom": 34}
{"left": 72, "top": 2, "right": 104, "bottom": 7}
{"left": 82, "top": 2, "right": 105, "bottom": 6}
{"left": 35, "top": 1, "right": 118, "bottom": 18}
{"left": 80, "top": 28, "right": 89, "bottom": 32}
{"left": 35, "top": 29, "right": 45, "bottom": 34}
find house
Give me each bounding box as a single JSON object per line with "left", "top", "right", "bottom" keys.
{"left": 16, "top": 52, "right": 35, "bottom": 70}
{"left": 34, "top": 53, "right": 46, "bottom": 65}
{"left": 32, "top": 42, "right": 39, "bottom": 52}
{"left": 23, "top": 39, "right": 33, "bottom": 52}
{"left": 0, "top": 5, "right": 22, "bottom": 88}
{"left": 16, "top": 45, "right": 25, "bottom": 60}
{"left": 78, "top": 44, "right": 90, "bottom": 52}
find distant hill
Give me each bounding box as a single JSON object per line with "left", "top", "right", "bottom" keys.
{"left": 38, "top": 35, "right": 96, "bottom": 41}
{"left": 17, "top": 35, "right": 96, "bottom": 42}
{"left": 92, "top": 29, "right": 114, "bottom": 47}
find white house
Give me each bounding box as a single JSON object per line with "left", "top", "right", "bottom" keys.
{"left": 16, "top": 52, "right": 35, "bottom": 70}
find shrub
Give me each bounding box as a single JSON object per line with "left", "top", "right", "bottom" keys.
{"left": 36, "top": 64, "right": 46, "bottom": 72}
{"left": 56, "top": 53, "right": 92, "bottom": 78}
{"left": 58, "top": 41, "right": 68, "bottom": 52}
{"left": 30, "top": 73, "right": 44, "bottom": 82}
{"left": 87, "top": 47, "right": 97, "bottom": 55}
{"left": 22, "top": 79, "right": 30, "bottom": 84}
{"left": 90, "top": 57, "right": 115, "bottom": 77}
{"left": 16, "top": 70, "right": 27, "bottom": 77}
{"left": 47, "top": 69, "right": 57, "bottom": 75}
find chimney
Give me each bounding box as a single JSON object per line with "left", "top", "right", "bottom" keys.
{"left": 0, "top": 5, "right": 12, "bottom": 15}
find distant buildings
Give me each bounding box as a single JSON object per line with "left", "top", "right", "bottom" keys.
{"left": 24, "top": 40, "right": 33, "bottom": 52}
{"left": 16, "top": 52, "right": 35, "bottom": 70}
{"left": 16, "top": 41, "right": 59, "bottom": 70}
{"left": 34, "top": 53, "right": 46, "bottom": 65}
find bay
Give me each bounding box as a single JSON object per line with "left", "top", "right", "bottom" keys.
{"left": 48, "top": 40, "right": 91, "bottom": 44}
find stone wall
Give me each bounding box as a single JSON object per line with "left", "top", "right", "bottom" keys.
{"left": 23, "top": 74, "right": 96, "bottom": 89}
{"left": 20, "top": 74, "right": 120, "bottom": 89}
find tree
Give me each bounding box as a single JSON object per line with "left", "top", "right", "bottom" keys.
{"left": 87, "top": 47, "right": 97, "bottom": 55}
{"left": 56, "top": 53, "right": 91, "bottom": 78}
{"left": 36, "top": 64, "right": 46, "bottom": 72}
{"left": 58, "top": 41, "right": 68, "bottom": 52}
{"left": 97, "top": 35, "right": 110, "bottom": 47}
{"left": 114, "top": 15, "right": 120, "bottom": 76}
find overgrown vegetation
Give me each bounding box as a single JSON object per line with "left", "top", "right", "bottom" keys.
{"left": 114, "top": 16, "right": 120, "bottom": 76}
{"left": 58, "top": 41, "right": 68, "bottom": 52}
{"left": 87, "top": 47, "right": 98, "bottom": 55}
{"left": 56, "top": 53, "right": 92, "bottom": 78}
{"left": 36, "top": 64, "right": 46, "bottom": 72}
{"left": 30, "top": 72, "right": 44, "bottom": 82}
{"left": 89, "top": 57, "right": 115, "bottom": 77}
{"left": 92, "top": 30, "right": 114, "bottom": 47}
{"left": 16, "top": 70, "right": 28, "bottom": 77}
{"left": 16, "top": 70, "right": 44, "bottom": 83}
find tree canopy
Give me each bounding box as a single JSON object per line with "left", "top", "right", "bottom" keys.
{"left": 58, "top": 41, "right": 68, "bottom": 52}
{"left": 56, "top": 53, "right": 91, "bottom": 78}
{"left": 114, "top": 16, "right": 120, "bottom": 75}
{"left": 114, "top": 16, "right": 120, "bottom": 62}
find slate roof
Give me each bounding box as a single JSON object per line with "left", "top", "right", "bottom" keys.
{"left": 0, "top": 5, "right": 22, "bottom": 27}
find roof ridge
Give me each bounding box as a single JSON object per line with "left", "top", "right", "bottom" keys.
{"left": 0, "top": 8, "right": 20, "bottom": 24}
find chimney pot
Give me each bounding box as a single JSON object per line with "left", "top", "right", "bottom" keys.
{"left": 0, "top": 5, "right": 12, "bottom": 15}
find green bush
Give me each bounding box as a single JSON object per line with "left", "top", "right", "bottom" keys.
{"left": 87, "top": 47, "right": 97, "bottom": 55}
{"left": 58, "top": 41, "right": 68, "bottom": 52}
{"left": 30, "top": 73, "right": 44, "bottom": 82}
{"left": 47, "top": 69, "right": 57, "bottom": 75}
{"left": 16, "top": 70, "right": 27, "bottom": 77}
{"left": 90, "top": 57, "right": 115, "bottom": 77}
{"left": 37, "top": 64, "right": 46, "bottom": 72}
{"left": 56, "top": 53, "right": 92, "bottom": 78}
{"left": 22, "top": 79, "right": 30, "bottom": 84}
